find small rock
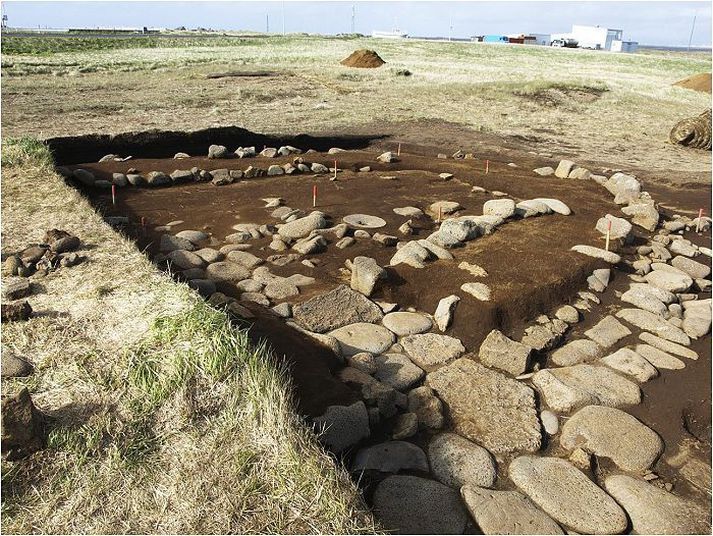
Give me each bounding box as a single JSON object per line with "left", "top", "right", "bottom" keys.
{"left": 434, "top": 295, "right": 460, "bottom": 332}
{"left": 392, "top": 412, "right": 418, "bottom": 439}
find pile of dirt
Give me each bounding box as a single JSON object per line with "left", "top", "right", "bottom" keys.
{"left": 340, "top": 49, "right": 385, "bottom": 69}
{"left": 673, "top": 72, "right": 712, "bottom": 94}
{"left": 670, "top": 109, "right": 712, "bottom": 150}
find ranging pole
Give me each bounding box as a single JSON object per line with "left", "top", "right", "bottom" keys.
{"left": 688, "top": 10, "right": 698, "bottom": 51}
{"left": 351, "top": 4, "right": 356, "bottom": 34}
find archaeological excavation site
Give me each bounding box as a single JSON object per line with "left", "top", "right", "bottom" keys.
{"left": 22, "top": 125, "right": 712, "bottom": 534}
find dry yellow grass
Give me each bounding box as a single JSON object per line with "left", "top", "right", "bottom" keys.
{"left": 0, "top": 138, "right": 377, "bottom": 534}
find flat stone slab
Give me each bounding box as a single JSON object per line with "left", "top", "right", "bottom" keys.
{"left": 671, "top": 255, "right": 710, "bottom": 279}
{"left": 374, "top": 353, "right": 425, "bottom": 391}
{"left": 639, "top": 332, "right": 698, "bottom": 360}
{"left": 401, "top": 333, "right": 465, "bottom": 370}
{"left": 532, "top": 364, "right": 641, "bottom": 413}
{"left": 293, "top": 285, "right": 383, "bottom": 333}
{"left": 551, "top": 339, "right": 603, "bottom": 367}
{"left": 329, "top": 322, "right": 396, "bottom": 357}
{"left": 621, "top": 284, "right": 674, "bottom": 316}
{"left": 278, "top": 212, "right": 327, "bottom": 239}
{"left": 561, "top": 405, "right": 663, "bottom": 471}
{"left": 509, "top": 456, "right": 628, "bottom": 534}
{"left": 393, "top": 206, "right": 424, "bottom": 218}
{"left": 600, "top": 348, "right": 658, "bottom": 382}
{"left": 352, "top": 441, "right": 428, "bottom": 474}
{"left": 532, "top": 198, "right": 571, "bottom": 215}
{"left": 584, "top": 315, "right": 632, "bottom": 348}
{"left": 427, "top": 359, "right": 541, "bottom": 454}
{"left": 604, "top": 475, "right": 711, "bottom": 535}
{"left": 461, "top": 485, "right": 564, "bottom": 535}
{"left": 644, "top": 270, "right": 693, "bottom": 293}
{"left": 635, "top": 344, "right": 686, "bottom": 370}
{"left": 616, "top": 308, "right": 691, "bottom": 345}
{"left": 343, "top": 214, "right": 387, "bottom": 229}
{"left": 428, "top": 432, "right": 497, "bottom": 489}
{"left": 478, "top": 329, "right": 531, "bottom": 376}
{"left": 571, "top": 245, "right": 621, "bottom": 263}
{"left": 382, "top": 312, "right": 433, "bottom": 336}
{"left": 205, "top": 261, "right": 251, "bottom": 282}
{"left": 460, "top": 282, "right": 491, "bottom": 301}
{"left": 373, "top": 475, "right": 469, "bottom": 535}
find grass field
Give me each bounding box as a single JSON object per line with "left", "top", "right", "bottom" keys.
{"left": 2, "top": 33, "right": 711, "bottom": 174}
{"left": 0, "top": 32, "right": 711, "bottom": 534}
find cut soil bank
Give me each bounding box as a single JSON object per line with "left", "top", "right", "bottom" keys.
{"left": 340, "top": 49, "right": 385, "bottom": 68}
{"left": 673, "top": 72, "right": 712, "bottom": 94}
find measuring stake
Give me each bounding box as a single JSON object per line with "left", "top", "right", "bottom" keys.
{"left": 111, "top": 184, "right": 116, "bottom": 206}
{"left": 397, "top": 143, "right": 401, "bottom": 156}
{"left": 696, "top": 208, "right": 703, "bottom": 233}
{"left": 605, "top": 219, "right": 612, "bottom": 251}
{"left": 313, "top": 184, "right": 317, "bottom": 208}
{"left": 438, "top": 206, "right": 443, "bottom": 223}
{"left": 333, "top": 160, "right": 338, "bottom": 180}
{"left": 485, "top": 160, "right": 490, "bottom": 174}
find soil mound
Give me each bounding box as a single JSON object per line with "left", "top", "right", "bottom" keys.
{"left": 673, "top": 72, "right": 712, "bottom": 94}
{"left": 670, "top": 109, "right": 712, "bottom": 150}
{"left": 340, "top": 49, "right": 385, "bottom": 69}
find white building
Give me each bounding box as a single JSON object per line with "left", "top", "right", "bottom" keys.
{"left": 551, "top": 25, "right": 637, "bottom": 52}
{"left": 372, "top": 29, "right": 408, "bottom": 39}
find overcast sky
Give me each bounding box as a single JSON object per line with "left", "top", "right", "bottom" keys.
{"left": 3, "top": 1, "right": 711, "bottom": 46}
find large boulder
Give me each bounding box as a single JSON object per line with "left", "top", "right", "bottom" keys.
{"left": 560, "top": 405, "right": 663, "bottom": 471}
{"left": 278, "top": 212, "right": 327, "bottom": 240}
{"left": 600, "top": 348, "right": 658, "bottom": 382}
{"left": 428, "top": 432, "right": 497, "bottom": 489}
{"left": 329, "top": 322, "right": 395, "bottom": 357}
{"left": 478, "top": 329, "right": 531, "bottom": 376}
{"left": 621, "top": 203, "right": 659, "bottom": 232}
{"left": 350, "top": 256, "right": 386, "bottom": 297}
{"left": 483, "top": 199, "right": 516, "bottom": 219}
{"left": 372, "top": 475, "right": 469, "bottom": 535}
{"left": 460, "top": 485, "right": 564, "bottom": 535}
{"left": 616, "top": 308, "right": 691, "bottom": 345}
{"left": 293, "top": 285, "right": 383, "bottom": 333}
{"left": 382, "top": 312, "right": 433, "bottom": 336}
{"left": 509, "top": 456, "right": 627, "bottom": 534}
{"left": 644, "top": 270, "right": 693, "bottom": 293}
{"left": 374, "top": 353, "right": 425, "bottom": 391}
{"left": 583, "top": 315, "right": 632, "bottom": 348}
{"left": 426, "top": 359, "right": 541, "bottom": 454}
{"left": 550, "top": 339, "right": 603, "bottom": 367}
{"left": 595, "top": 214, "right": 632, "bottom": 240}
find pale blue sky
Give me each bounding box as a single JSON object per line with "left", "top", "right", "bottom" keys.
{"left": 2, "top": 1, "right": 711, "bottom": 46}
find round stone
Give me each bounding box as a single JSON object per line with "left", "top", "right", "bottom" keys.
{"left": 428, "top": 432, "right": 497, "bottom": 488}
{"left": 329, "top": 322, "right": 396, "bottom": 357}
{"left": 374, "top": 353, "right": 425, "bottom": 391}
{"left": 343, "top": 214, "right": 387, "bottom": 229}
{"left": 382, "top": 312, "right": 433, "bottom": 336}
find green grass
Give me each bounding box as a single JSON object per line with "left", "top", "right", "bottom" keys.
{"left": 0, "top": 139, "right": 377, "bottom": 534}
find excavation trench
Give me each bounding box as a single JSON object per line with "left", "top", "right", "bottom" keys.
{"left": 53, "top": 126, "right": 711, "bottom": 533}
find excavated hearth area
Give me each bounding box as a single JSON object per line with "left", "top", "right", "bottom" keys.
{"left": 54, "top": 127, "right": 712, "bottom": 535}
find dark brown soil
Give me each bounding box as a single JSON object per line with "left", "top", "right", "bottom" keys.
{"left": 673, "top": 72, "right": 712, "bottom": 94}
{"left": 340, "top": 49, "right": 385, "bottom": 69}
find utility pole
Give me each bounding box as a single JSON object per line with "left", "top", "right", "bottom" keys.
{"left": 266, "top": 13, "right": 269, "bottom": 34}
{"left": 281, "top": 1, "right": 285, "bottom": 35}
{"left": 351, "top": 4, "right": 356, "bottom": 34}
{"left": 449, "top": 15, "right": 453, "bottom": 42}
{"left": 687, "top": 10, "right": 697, "bottom": 51}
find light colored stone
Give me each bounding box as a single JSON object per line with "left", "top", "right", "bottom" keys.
{"left": 616, "top": 308, "right": 690, "bottom": 345}
{"left": 402, "top": 333, "right": 465, "bottom": 370}
{"left": 382, "top": 312, "right": 432, "bottom": 336}
{"left": 515, "top": 199, "right": 551, "bottom": 218}
{"left": 644, "top": 270, "right": 693, "bottom": 293}
{"left": 461, "top": 485, "right": 564, "bottom": 535}
{"left": 278, "top": 212, "right": 327, "bottom": 239}
{"left": 561, "top": 405, "right": 663, "bottom": 471}
{"left": 372, "top": 475, "right": 469, "bottom": 535}
{"left": 533, "top": 166, "right": 555, "bottom": 176}
{"left": 532, "top": 364, "right": 641, "bottom": 413}
{"left": 532, "top": 198, "right": 571, "bottom": 215}
{"left": 671, "top": 255, "right": 710, "bottom": 279}
{"left": 621, "top": 284, "right": 673, "bottom": 316}
{"left": 638, "top": 332, "right": 698, "bottom": 360}
{"left": 426, "top": 359, "right": 541, "bottom": 454}
{"left": 595, "top": 215, "right": 632, "bottom": 240}
{"left": 584, "top": 315, "right": 631, "bottom": 348}
{"left": 389, "top": 241, "right": 431, "bottom": 268}
{"left": 350, "top": 256, "right": 386, "bottom": 297}
{"left": 428, "top": 432, "right": 496, "bottom": 489}
{"left": 394, "top": 206, "right": 423, "bottom": 217}
{"left": 314, "top": 401, "right": 370, "bottom": 453}
{"left": 540, "top": 410, "right": 559, "bottom": 435}
{"left": 555, "top": 305, "right": 579, "bottom": 324}
{"left": 483, "top": 199, "right": 516, "bottom": 219}
{"left": 604, "top": 475, "right": 710, "bottom": 535}
{"left": 571, "top": 245, "right": 621, "bottom": 263}
{"left": 551, "top": 339, "right": 603, "bottom": 366}
{"left": 461, "top": 282, "right": 491, "bottom": 301}
{"left": 621, "top": 203, "right": 659, "bottom": 232}
{"left": 600, "top": 348, "right": 658, "bottom": 382}
{"left": 408, "top": 386, "right": 444, "bottom": 429}
{"left": 509, "top": 456, "right": 627, "bottom": 534}
{"left": 329, "top": 322, "right": 396, "bottom": 357}
{"left": 635, "top": 344, "right": 685, "bottom": 370}
{"left": 374, "top": 353, "right": 425, "bottom": 391}
{"left": 205, "top": 261, "right": 251, "bottom": 282}
{"left": 478, "top": 329, "right": 531, "bottom": 376}
{"left": 555, "top": 160, "right": 575, "bottom": 178}
{"left": 434, "top": 295, "right": 460, "bottom": 332}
